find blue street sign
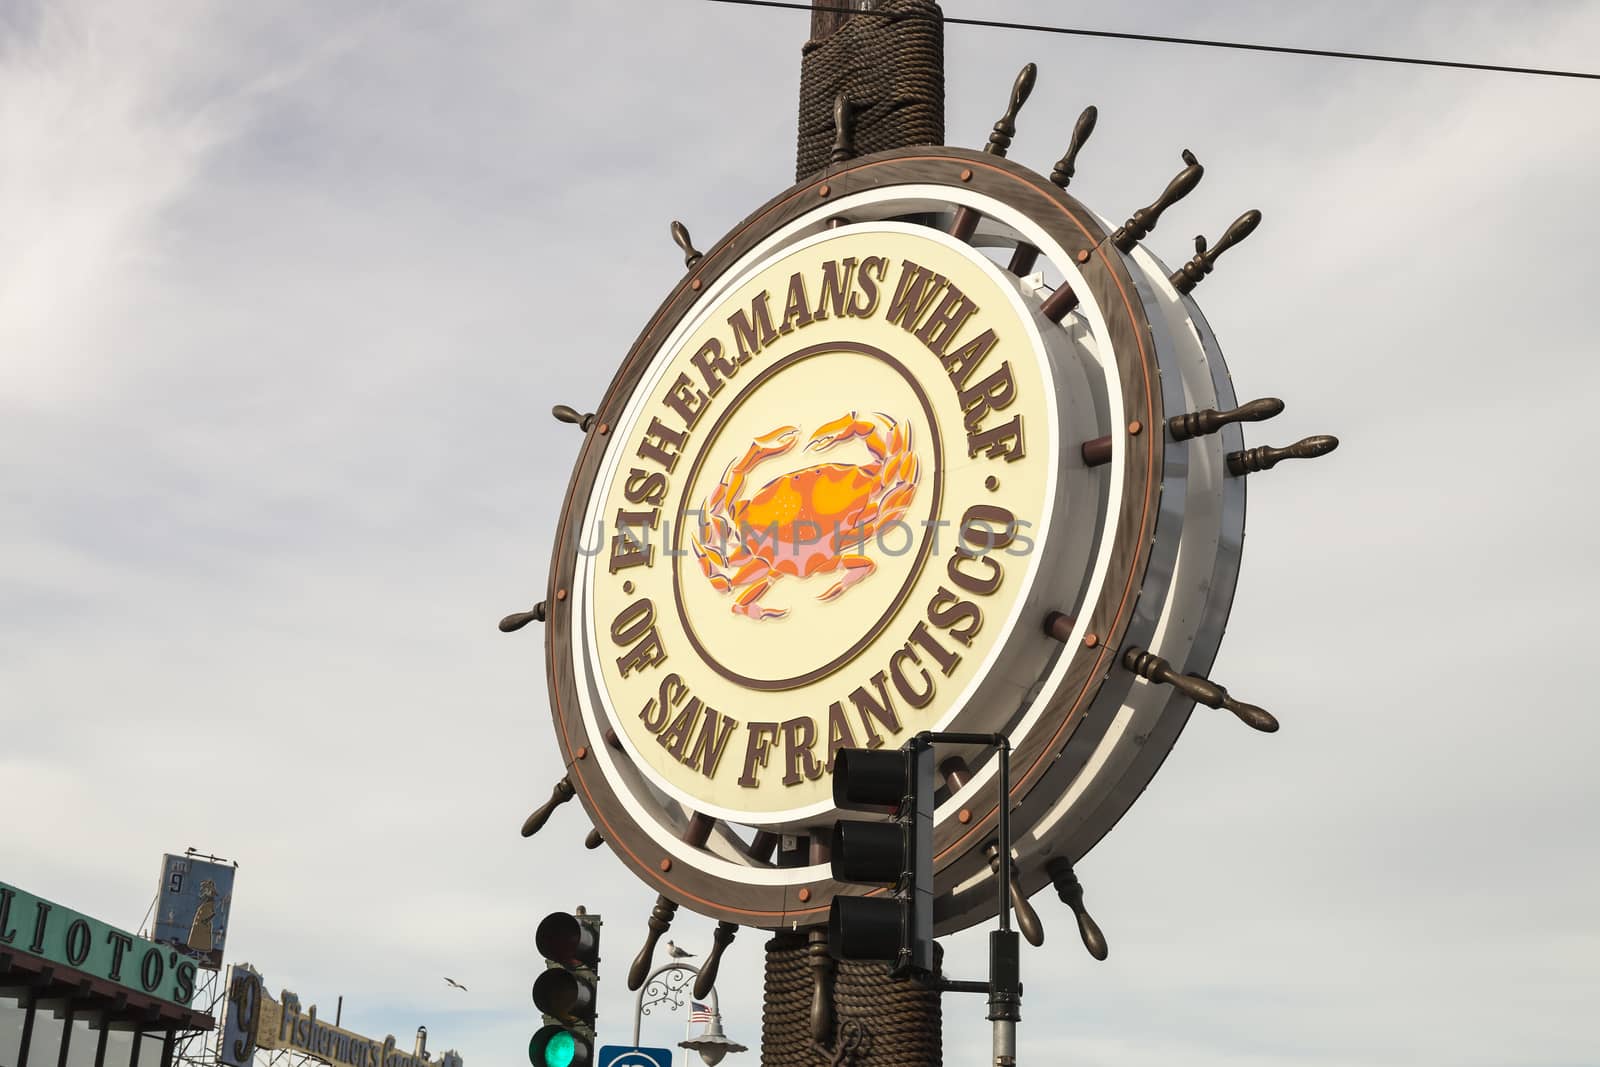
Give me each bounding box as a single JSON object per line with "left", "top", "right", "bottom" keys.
{"left": 598, "top": 1046, "right": 673, "bottom": 1067}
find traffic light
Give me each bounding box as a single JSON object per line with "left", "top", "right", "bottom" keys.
{"left": 827, "top": 737, "right": 934, "bottom": 978}
{"left": 530, "top": 910, "right": 601, "bottom": 1067}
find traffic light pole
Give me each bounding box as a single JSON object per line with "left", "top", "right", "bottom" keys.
{"left": 919, "top": 731, "right": 1021, "bottom": 1067}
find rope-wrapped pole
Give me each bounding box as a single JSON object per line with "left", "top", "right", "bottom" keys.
{"left": 795, "top": 0, "right": 944, "bottom": 180}
{"left": 757, "top": 5, "right": 948, "bottom": 1064}
{"left": 763, "top": 932, "right": 816, "bottom": 1065}
{"left": 763, "top": 933, "right": 942, "bottom": 1066}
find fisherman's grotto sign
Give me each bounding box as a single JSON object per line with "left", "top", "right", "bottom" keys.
{"left": 576, "top": 224, "right": 1076, "bottom": 823}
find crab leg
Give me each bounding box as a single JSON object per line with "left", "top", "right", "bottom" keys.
{"left": 817, "top": 555, "right": 876, "bottom": 601}
{"left": 732, "top": 557, "right": 787, "bottom": 620}
{"left": 693, "top": 427, "right": 795, "bottom": 591}
{"left": 734, "top": 579, "right": 782, "bottom": 619}
{"left": 806, "top": 412, "right": 893, "bottom": 459}
{"left": 732, "top": 558, "right": 787, "bottom": 620}
{"left": 715, "top": 426, "right": 798, "bottom": 510}
{"left": 876, "top": 483, "right": 918, "bottom": 524}
{"left": 696, "top": 513, "right": 737, "bottom": 563}
{"left": 694, "top": 542, "right": 734, "bottom": 591}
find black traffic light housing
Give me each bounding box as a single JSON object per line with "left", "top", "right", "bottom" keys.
{"left": 827, "top": 737, "right": 935, "bottom": 978}
{"left": 530, "top": 910, "right": 601, "bottom": 1067}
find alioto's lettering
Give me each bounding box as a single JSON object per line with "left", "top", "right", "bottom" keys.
{"left": 0, "top": 882, "right": 200, "bottom": 1006}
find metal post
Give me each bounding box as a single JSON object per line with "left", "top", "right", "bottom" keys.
{"left": 924, "top": 732, "right": 1023, "bottom": 1067}
{"left": 55, "top": 1002, "right": 76, "bottom": 1067}
{"left": 997, "top": 739, "right": 1011, "bottom": 933}
{"left": 989, "top": 740, "right": 1020, "bottom": 1067}
{"left": 993, "top": 1016, "right": 1016, "bottom": 1067}
{"left": 15, "top": 1004, "right": 33, "bottom": 1067}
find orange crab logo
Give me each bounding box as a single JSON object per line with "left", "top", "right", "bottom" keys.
{"left": 691, "top": 412, "right": 920, "bottom": 620}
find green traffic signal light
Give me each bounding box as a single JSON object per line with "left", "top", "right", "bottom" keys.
{"left": 532, "top": 910, "right": 601, "bottom": 1067}
{"left": 529, "top": 1024, "right": 585, "bottom": 1067}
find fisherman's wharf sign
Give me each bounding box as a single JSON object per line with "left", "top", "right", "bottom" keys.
{"left": 588, "top": 225, "right": 1068, "bottom": 820}
{"left": 532, "top": 144, "right": 1304, "bottom": 935}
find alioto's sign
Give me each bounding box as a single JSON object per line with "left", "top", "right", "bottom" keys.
{"left": 593, "top": 226, "right": 1060, "bottom": 820}
{"left": 0, "top": 880, "right": 198, "bottom": 1007}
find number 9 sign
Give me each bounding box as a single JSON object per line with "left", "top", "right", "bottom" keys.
{"left": 221, "top": 966, "right": 261, "bottom": 1067}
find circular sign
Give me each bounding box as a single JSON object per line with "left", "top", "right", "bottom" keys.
{"left": 581, "top": 223, "right": 1087, "bottom": 824}
{"left": 542, "top": 146, "right": 1245, "bottom": 935}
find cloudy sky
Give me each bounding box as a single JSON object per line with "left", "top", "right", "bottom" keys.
{"left": 4, "top": 2, "right": 1598, "bottom": 1065}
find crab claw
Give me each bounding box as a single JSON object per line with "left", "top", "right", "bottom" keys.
{"left": 753, "top": 425, "right": 799, "bottom": 459}
{"left": 806, "top": 412, "right": 861, "bottom": 452}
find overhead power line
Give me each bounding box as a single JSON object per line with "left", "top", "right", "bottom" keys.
{"left": 704, "top": 0, "right": 1600, "bottom": 82}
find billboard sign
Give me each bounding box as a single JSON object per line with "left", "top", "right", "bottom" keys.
{"left": 0, "top": 879, "right": 199, "bottom": 1007}
{"left": 220, "top": 964, "right": 463, "bottom": 1067}
{"left": 152, "top": 853, "right": 235, "bottom": 971}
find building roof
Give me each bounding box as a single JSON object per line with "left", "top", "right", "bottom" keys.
{"left": 0, "top": 949, "right": 214, "bottom": 1032}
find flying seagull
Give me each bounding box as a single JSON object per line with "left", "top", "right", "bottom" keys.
{"left": 444, "top": 977, "right": 468, "bottom": 991}
{"left": 664, "top": 941, "right": 695, "bottom": 960}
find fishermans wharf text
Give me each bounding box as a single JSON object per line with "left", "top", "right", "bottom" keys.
{"left": 603, "top": 252, "right": 1033, "bottom": 792}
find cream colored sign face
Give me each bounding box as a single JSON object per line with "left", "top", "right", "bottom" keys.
{"left": 584, "top": 224, "right": 1058, "bottom": 820}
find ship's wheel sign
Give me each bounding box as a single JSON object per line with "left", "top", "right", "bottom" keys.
{"left": 513, "top": 65, "right": 1336, "bottom": 960}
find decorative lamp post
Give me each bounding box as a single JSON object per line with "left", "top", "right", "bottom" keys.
{"left": 630, "top": 960, "right": 747, "bottom": 1065}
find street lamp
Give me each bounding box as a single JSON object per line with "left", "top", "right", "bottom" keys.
{"left": 677, "top": 1012, "right": 748, "bottom": 1066}
{"left": 629, "top": 958, "right": 747, "bottom": 1066}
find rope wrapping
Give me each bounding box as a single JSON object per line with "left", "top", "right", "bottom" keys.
{"left": 763, "top": 932, "right": 942, "bottom": 1066}
{"left": 795, "top": 0, "right": 945, "bottom": 180}
{"left": 770, "top": 6, "right": 947, "bottom": 1062}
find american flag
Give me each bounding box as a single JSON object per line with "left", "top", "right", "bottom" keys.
{"left": 688, "top": 1001, "right": 713, "bottom": 1024}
